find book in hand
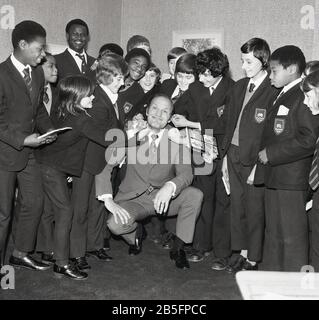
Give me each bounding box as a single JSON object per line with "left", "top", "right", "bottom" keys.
{"left": 37, "top": 127, "right": 72, "bottom": 139}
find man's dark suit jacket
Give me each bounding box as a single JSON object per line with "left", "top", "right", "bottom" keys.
{"left": 84, "top": 85, "right": 125, "bottom": 175}
{"left": 221, "top": 76, "right": 278, "bottom": 164}
{"left": 0, "top": 57, "right": 52, "bottom": 171}
{"left": 256, "top": 83, "right": 318, "bottom": 191}
{"left": 54, "top": 49, "right": 96, "bottom": 82}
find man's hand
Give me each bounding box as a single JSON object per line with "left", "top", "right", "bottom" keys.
{"left": 171, "top": 114, "right": 189, "bottom": 128}
{"left": 153, "top": 183, "right": 174, "bottom": 215}
{"left": 104, "top": 198, "right": 131, "bottom": 225}
{"left": 258, "top": 148, "right": 269, "bottom": 165}
{"left": 23, "top": 133, "right": 47, "bottom": 147}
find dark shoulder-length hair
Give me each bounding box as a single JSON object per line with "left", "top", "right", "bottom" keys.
{"left": 175, "top": 53, "right": 197, "bottom": 76}
{"left": 57, "top": 75, "right": 94, "bottom": 118}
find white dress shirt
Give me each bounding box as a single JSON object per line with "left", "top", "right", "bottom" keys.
{"left": 67, "top": 47, "right": 87, "bottom": 72}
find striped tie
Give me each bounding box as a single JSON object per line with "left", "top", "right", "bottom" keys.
{"left": 309, "top": 141, "right": 319, "bottom": 191}
{"left": 172, "top": 88, "right": 184, "bottom": 104}
{"left": 76, "top": 53, "right": 87, "bottom": 74}
{"left": 23, "top": 68, "right": 32, "bottom": 94}
{"left": 149, "top": 134, "right": 158, "bottom": 164}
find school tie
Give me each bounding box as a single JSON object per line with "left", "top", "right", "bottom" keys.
{"left": 23, "top": 68, "right": 32, "bottom": 94}
{"left": 149, "top": 134, "right": 159, "bottom": 164}
{"left": 113, "top": 102, "right": 119, "bottom": 120}
{"left": 172, "top": 88, "right": 184, "bottom": 104}
{"left": 76, "top": 53, "right": 87, "bottom": 74}
{"left": 43, "top": 86, "right": 49, "bottom": 104}
{"left": 249, "top": 83, "right": 256, "bottom": 93}
{"left": 309, "top": 139, "right": 319, "bottom": 191}
{"left": 273, "top": 90, "right": 285, "bottom": 105}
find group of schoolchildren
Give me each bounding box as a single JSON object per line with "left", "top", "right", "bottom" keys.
{"left": 1, "top": 17, "right": 319, "bottom": 282}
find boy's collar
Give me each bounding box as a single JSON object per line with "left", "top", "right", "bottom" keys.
{"left": 281, "top": 77, "right": 302, "bottom": 94}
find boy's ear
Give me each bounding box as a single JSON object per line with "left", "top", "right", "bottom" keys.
{"left": 18, "top": 40, "right": 28, "bottom": 50}
{"left": 287, "top": 64, "right": 298, "bottom": 75}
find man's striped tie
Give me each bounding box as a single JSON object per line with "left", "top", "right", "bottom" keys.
{"left": 23, "top": 68, "right": 32, "bottom": 94}
{"left": 309, "top": 141, "right": 319, "bottom": 191}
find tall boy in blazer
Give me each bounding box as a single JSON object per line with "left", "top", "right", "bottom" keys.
{"left": 258, "top": 46, "right": 317, "bottom": 271}
{"left": 221, "top": 38, "right": 278, "bottom": 272}
{"left": 54, "top": 19, "right": 95, "bottom": 83}
{"left": 0, "top": 21, "right": 54, "bottom": 271}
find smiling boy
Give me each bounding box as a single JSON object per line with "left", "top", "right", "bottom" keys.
{"left": 54, "top": 19, "right": 96, "bottom": 82}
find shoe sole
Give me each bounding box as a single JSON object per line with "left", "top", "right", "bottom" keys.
{"left": 211, "top": 266, "right": 227, "bottom": 271}
{"left": 10, "top": 263, "right": 51, "bottom": 271}
{"left": 54, "top": 272, "right": 88, "bottom": 280}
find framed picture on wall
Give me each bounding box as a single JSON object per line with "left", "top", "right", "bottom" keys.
{"left": 172, "top": 29, "right": 224, "bottom": 55}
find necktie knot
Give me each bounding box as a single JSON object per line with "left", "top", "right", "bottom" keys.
{"left": 23, "top": 67, "right": 30, "bottom": 78}
{"left": 76, "top": 53, "right": 85, "bottom": 61}
{"left": 209, "top": 86, "right": 215, "bottom": 95}
{"left": 151, "top": 134, "right": 159, "bottom": 142}
{"left": 249, "top": 83, "right": 256, "bottom": 93}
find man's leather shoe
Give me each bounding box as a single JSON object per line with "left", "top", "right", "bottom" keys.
{"left": 86, "top": 248, "right": 113, "bottom": 261}
{"left": 128, "top": 223, "right": 144, "bottom": 256}
{"left": 211, "top": 257, "right": 230, "bottom": 271}
{"left": 9, "top": 255, "right": 51, "bottom": 271}
{"left": 53, "top": 264, "right": 88, "bottom": 280}
{"left": 225, "top": 255, "right": 246, "bottom": 274}
{"left": 70, "top": 257, "right": 91, "bottom": 270}
{"left": 41, "top": 253, "right": 55, "bottom": 265}
{"left": 170, "top": 249, "right": 190, "bottom": 269}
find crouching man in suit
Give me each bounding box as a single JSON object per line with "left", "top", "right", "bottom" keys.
{"left": 95, "top": 94, "right": 203, "bottom": 269}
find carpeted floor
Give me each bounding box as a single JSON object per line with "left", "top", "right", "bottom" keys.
{"left": 1, "top": 236, "right": 242, "bottom": 300}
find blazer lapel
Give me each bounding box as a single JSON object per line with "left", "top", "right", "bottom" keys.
{"left": 5, "top": 57, "right": 31, "bottom": 99}
{"left": 235, "top": 78, "right": 249, "bottom": 117}
{"left": 273, "top": 83, "right": 300, "bottom": 109}
{"left": 245, "top": 75, "right": 271, "bottom": 108}
{"left": 64, "top": 49, "right": 82, "bottom": 73}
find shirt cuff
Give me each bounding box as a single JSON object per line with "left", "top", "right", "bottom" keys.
{"left": 166, "top": 181, "right": 177, "bottom": 197}
{"left": 97, "top": 194, "right": 113, "bottom": 201}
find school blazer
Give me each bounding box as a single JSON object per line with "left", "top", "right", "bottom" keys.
{"left": 257, "top": 84, "right": 318, "bottom": 191}
{"left": 0, "top": 57, "right": 52, "bottom": 171}
{"left": 54, "top": 49, "right": 96, "bottom": 82}
{"left": 83, "top": 85, "right": 125, "bottom": 175}
{"left": 126, "top": 84, "right": 161, "bottom": 121}
{"left": 222, "top": 76, "right": 278, "bottom": 164}
{"left": 36, "top": 109, "right": 124, "bottom": 177}
{"left": 160, "top": 79, "right": 193, "bottom": 117}
{"left": 188, "top": 78, "right": 235, "bottom": 155}
{"left": 95, "top": 128, "right": 194, "bottom": 201}
{"left": 117, "top": 81, "right": 145, "bottom": 124}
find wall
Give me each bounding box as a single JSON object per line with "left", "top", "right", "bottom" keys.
{"left": 121, "top": 0, "right": 317, "bottom": 80}
{"left": 0, "top": 0, "right": 123, "bottom": 61}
